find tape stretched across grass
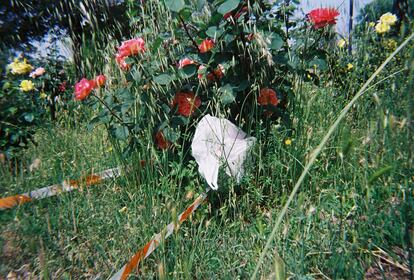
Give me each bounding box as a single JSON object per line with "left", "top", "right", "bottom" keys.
{"left": 0, "top": 167, "right": 121, "bottom": 210}
{"left": 110, "top": 189, "right": 209, "bottom": 280}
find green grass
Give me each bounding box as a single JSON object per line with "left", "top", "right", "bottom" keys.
{"left": 1, "top": 54, "right": 413, "bottom": 279}
{"left": 1, "top": 1, "right": 413, "bottom": 277}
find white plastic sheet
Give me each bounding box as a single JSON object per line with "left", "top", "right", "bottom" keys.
{"left": 191, "top": 114, "right": 256, "bottom": 190}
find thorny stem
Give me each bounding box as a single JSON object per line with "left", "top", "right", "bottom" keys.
{"left": 92, "top": 93, "right": 125, "bottom": 124}
{"left": 179, "top": 14, "right": 200, "bottom": 52}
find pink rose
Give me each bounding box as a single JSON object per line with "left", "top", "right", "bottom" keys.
{"left": 29, "top": 67, "right": 46, "bottom": 78}
{"left": 116, "top": 54, "right": 130, "bottom": 71}
{"left": 74, "top": 78, "right": 95, "bottom": 100}
{"left": 117, "top": 38, "right": 146, "bottom": 58}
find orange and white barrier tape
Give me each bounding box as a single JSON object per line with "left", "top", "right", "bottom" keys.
{"left": 110, "top": 189, "right": 209, "bottom": 280}
{"left": 0, "top": 167, "right": 120, "bottom": 210}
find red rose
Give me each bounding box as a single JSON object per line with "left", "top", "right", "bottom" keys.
{"left": 155, "top": 131, "right": 170, "bottom": 150}
{"left": 258, "top": 88, "right": 279, "bottom": 106}
{"left": 74, "top": 78, "right": 95, "bottom": 100}
{"left": 198, "top": 65, "right": 224, "bottom": 81}
{"left": 117, "top": 38, "right": 146, "bottom": 58}
{"left": 178, "top": 57, "right": 195, "bottom": 68}
{"left": 172, "top": 92, "right": 201, "bottom": 117}
{"left": 208, "top": 64, "right": 224, "bottom": 81}
{"left": 58, "top": 81, "right": 67, "bottom": 93}
{"left": 198, "top": 38, "right": 215, "bottom": 53}
{"left": 307, "top": 8, "right": 340, "bottom": 29}
{"left": 95, "top": 75, "right": 106, "bottom": 87}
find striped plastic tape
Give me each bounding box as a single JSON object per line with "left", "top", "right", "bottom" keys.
{"left": 0, "top": 167, "right": 120, "bottom": 210}
{"left": 110, "top": 190, "right": 209, "bottom": 280}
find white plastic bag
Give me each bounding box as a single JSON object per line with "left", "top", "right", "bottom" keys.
{"left": 191, "top": 114, "right": 256, "bottom": 190}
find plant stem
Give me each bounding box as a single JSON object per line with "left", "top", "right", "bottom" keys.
{"left": 179, "top": 14, "right": 200, "bottom": 52}
{"left": 92, "top": 93, "right": 125, "bottom": 124}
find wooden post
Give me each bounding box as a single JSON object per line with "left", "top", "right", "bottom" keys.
{"left": 348, "top": 0, "right": 354, "bottom": 55}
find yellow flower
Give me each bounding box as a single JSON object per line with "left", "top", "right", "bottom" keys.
{"left": 337, "top": 39, "right": 346, "bottom": 48}
{"left": 368, "top": 22, "right": 375, "bottom": 27}
{"left": 39, "top": 92, "right": 47, "bottom": 99}
{"left": 375, "top": 22, "right": 391, "bottom": 34}
{"left": 384, "top": 39, "right": 397, "bottom": 51}
{"left": 347, "top": 63, "right": 353, "bottom": 71}
{"left": 379, "top": 13, "right": 397, "bottom": 26}
{"left": 284, "top": 138, "right": 292, "bottom": 145}
{"left": 8, "top": 58, "right": 33, "bottom": 75}
{"left": 20, "top": 80, "right": 35, "bottom": 92}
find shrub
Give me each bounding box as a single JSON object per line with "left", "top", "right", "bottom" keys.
{"left": 78, "top": 0, "right": 341, "bottom": 157}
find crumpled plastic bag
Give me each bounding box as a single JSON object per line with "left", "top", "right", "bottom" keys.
{"left": 191, "top": 114, "right": 256, "bottom": 190}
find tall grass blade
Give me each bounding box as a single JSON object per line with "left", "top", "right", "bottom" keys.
{"left": 251, "top": 32, "right": 414, "bottom": 279}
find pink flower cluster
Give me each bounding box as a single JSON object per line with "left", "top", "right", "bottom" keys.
{"left": 115, "top": 38, "right": 146, "bottom": 71}
{"left": 74, "top": 74, "right": 106, "bottom": 100}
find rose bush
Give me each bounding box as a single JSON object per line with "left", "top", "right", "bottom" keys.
{"left": 0, "top": 52, "right": 71, "bottom": 159}
{"left": 79, "top": 0, "right": 343, "bottom": 156}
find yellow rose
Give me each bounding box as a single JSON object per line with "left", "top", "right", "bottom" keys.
{"left": 20, "top": 80, "right": 35, "bottom": 92}
{"left": 379, "top": 13, "right": 397, "bottom": 26}
{"left": 375, "top": 22, "right": 391, "bottom": 34}
{"left": 39, "top": 92, "right": 47, "bottom": 99}
{"left": 337, "top": 39, "right": 346, "bottom": 48}
{"left": 8, "top": 58, "right": 33, "bottom": 75}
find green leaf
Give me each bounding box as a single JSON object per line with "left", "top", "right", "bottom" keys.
{"left": 124, "top": 57, "right": 135, "bottom": 64}
{"left": 165, "top": 0, "right": 185, "bottom": 12}
{"left": 171, "top": 116, "right": 190, "bottom": 126}
{"left": 235, "top": 80, "right": 250, "bottom": 92}
{"left": 23, "top": 113, "right": 34, "bottom": 123}
{"left": 87, "top": 116, "right": 103, "bottom": 131}
{"left": 154, "top": 74, "right": 172, "bottom": 85}
{"left": 308, "top": 58, "right": 328, "bottom": 71}
{"left": 270, "top": 33, "right": 284, "bottom": 51}
{"left": 219, "top": 84, "right": 236, "bottom": 105}
{"left": 152, "top": 37, "right": 163, "bottom": 53}
{"left": 164, "top": 128, "right": 180, "bottom": 142}
{"left": 368, "top": 166, "right": 393, "bottom": 185}
{"left": 218, "top": 0, "right": 240, "bottom": 15}
{"left": 114, "top": 125, "right": 129, "bottom": 140}
{"left": 118, "top": 88, "right": 134, "bottom": 102}
{"left": 224, "top": 34, "right": 235, "bottom": 44}
{"left": 196, "top": 0, "right": 205, "bottom": 11}
{"left": 8, "top": 107, "right": 17, "bottom": 115}
{"left": 181, "top": 64, "right": 197, "bottom": 78}
{"left": 180, "top": 8, "right": 192, "bottom": 20}
{"left": 206, "top": 26, "right": 224, "bottom": 38}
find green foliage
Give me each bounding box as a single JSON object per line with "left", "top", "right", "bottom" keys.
{"left": 85, "top": 0, "right": 340, "bottom": 157}
{"left": 358, "top": 0, "right": 414, "bottom": 23}
{"left": 0, "top": 52, "right": 72, "bottom": 158}
{"left": 1, "top": 1, "right": 413, "bottom": 279}
{"left": 0, "top": 60, "right": 43, "bottom": 158}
